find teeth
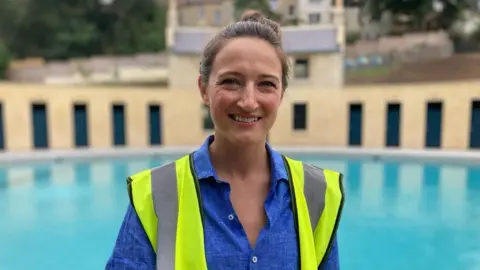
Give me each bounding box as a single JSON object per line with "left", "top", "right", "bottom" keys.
{"left": 233, "top": 116, "right": 259, "bottom": 123}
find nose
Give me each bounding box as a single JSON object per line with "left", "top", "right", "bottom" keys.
{"left": 237, "top": 83, "right": 258, "bottom": 111}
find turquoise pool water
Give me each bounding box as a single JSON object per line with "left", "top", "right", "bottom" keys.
{"left": 0, "top": 154, "right": 479, "bottom": 270}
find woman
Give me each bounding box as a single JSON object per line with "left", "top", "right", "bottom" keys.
{"left": 106, "top": 10, "right": 345, "bottom": 270}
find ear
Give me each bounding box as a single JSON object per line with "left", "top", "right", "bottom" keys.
{"left": 198, "top": 76, "right": 210, "bottom": 105}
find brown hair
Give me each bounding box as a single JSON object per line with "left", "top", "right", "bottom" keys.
{"left": 199, "top": 10, "right": 290, "bottom": 90}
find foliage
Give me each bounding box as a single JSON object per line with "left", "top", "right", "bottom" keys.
{"left": 0, "top": 0, "right": 166, "bottom": 60}
{"left": 0, "top": 0, "right": 471, "bottom": 62}
{"left": 346, "top": 32, "right": 361, "bottom": 44}
{"left": 88, "top": 0, "right": 167, "bottom": 55}
{"left": 0, "top": 41, "right": 11, "bottom": 79}
{"left": 281, "top": 17, "right": 306, "bottom": 26}
{"left": 473, "top": 26, "right": 480, "bottom": 42}
{"left": 358, "top": 0, "right": 468, "bottom": 32}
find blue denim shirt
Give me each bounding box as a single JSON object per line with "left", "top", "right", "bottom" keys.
{"left": 106, "top": 136, "right": 340, "bottom": 269}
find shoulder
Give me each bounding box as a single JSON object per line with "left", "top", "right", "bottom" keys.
{"left": 283, "top": 155, "right": 343, "bottom": 180}
{"left": 128, "top": 155, "right": 190, "bottom": 184}
{"left": 126, "top": 156, "right": 187, "bottom": 208}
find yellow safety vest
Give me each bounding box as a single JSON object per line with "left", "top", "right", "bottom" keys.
{"left": 127, "top": 153, "right": 345, "bottom": 270}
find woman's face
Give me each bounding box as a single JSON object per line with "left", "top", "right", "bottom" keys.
{"left": 199, "top": 37, "right": 284, "bottom": 146}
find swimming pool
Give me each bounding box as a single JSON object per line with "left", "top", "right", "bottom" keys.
{"left": 1, "top": 154, "right": 479, "bottom": 270}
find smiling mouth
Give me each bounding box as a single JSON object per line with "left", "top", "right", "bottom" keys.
{"left": 228, "top": 114, "right": 261, "bottom": 123}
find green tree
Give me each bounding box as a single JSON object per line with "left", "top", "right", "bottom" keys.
{"left": 3, "top": 0, "right": 167, "bottom": 60}
{"left": 0, "top": 0, "right": 28, "bottom": 51}
{"left": 0, "top": 41, "right": 11, "bottom": 79}
{"left": 91, "top": 0, "right": 166, "bottom": 55}
{"left": 10, "top": 0, "right": 100, "bottom": 59}
{"left": 436, "top": 0, "right": 469, "bottom": 30}
{"left": 361, "top": 0, "right": 467, "bottom": 31}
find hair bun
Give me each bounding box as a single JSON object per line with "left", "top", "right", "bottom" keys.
{"left": 239, "top": 9, "right": 282, "bottom": 37}
{"left": 239, "top": 10, "right": 265, "bottom": 22}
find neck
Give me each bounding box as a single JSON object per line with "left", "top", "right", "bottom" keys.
{"left": 209, "top": 135, "right": 269, "bottom": 180}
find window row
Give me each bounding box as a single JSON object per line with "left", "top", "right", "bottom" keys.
{"left": 347, "top": 101, "right": 480, "bottom": 148}
{"left": 202, "top": 100, "right": 480, "bottom": 149}
{"left": 0, "top": 103, "right": 163, "bottom": 150}
{"left": 200, "top": 100, "right": 480, "bottom": 149}
{"left": 0, "top": 101, "right": 478, "bottom": 150}
{"left": 278, "top": 100, "right": 480, "bottom": 149}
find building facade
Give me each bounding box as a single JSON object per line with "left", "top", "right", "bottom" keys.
{"left": 0, "top": 82, "right": 479, "bottom": 152}
{"left": 291, "top": 0, "right": 335, "bottom": 25}
{"left": 168, "top": 25, "right": 344, "bottom": 90}
{"left": 168, "top": 0, "right": 346, "bottom": 90}
{"left": 177, "top": 0, "right": 234, "bottom": 26}
{"left": 176, "top": 0, "right": 338, "bottom": 27}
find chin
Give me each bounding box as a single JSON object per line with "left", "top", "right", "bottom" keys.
{"left": 229, "top": 132, "right": 265, "bottom": 146}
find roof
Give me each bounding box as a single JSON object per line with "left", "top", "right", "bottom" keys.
{"left": 283, "top": 27, "right": 338, "bottom": 54}
{"left": 171, "top": 26, "right": 339, "bottom": 55}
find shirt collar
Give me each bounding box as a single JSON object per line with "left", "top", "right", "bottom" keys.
{"left": 192, "top": 135, "right": 288, "bottom": 183}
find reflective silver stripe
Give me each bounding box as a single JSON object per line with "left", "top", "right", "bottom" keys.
{"left": 151, "top": 162, "right": 178, "bottom": 270}
{"left": 302, "top": 163, "right": 327, "bottom": 230}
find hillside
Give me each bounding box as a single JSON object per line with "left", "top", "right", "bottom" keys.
{"left": 346, "top": 53, "right": 480, "bottom": 85}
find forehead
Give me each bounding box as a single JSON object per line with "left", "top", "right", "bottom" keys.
{"left": 212, "top": 37, "right": 282, "bottom": 76}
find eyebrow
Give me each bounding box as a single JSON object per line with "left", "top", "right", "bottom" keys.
{"left": 260, "top": 74, "right": 280, "bottom": 82}
{"left": 218, "top": 71, "right": 280, "bottom": 81}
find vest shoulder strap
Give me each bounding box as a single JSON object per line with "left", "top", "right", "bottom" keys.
{"left": 302, "top": 163, "right": 345, "bottom": 229}
{"left": 127, "top": 155, "right": 207, "bottom": 270}
{"left": 305, "top": 163, "right": 345, "bottom": 266}
{"left": 127, "top": 161, "right": 178, "bottom": 254}
{"left": 283, "top": 156, "right": 345, "bottom": 267}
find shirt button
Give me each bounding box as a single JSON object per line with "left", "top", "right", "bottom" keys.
{"left": 228, "top": 214, "right": 234, "bottom": 220}
{"left": 252, "top": 256, "right": 258, "bottom": 263}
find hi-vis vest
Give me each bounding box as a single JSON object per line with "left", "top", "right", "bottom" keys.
{"left": 127, "top": 153, "right": 345, "bottom": 270}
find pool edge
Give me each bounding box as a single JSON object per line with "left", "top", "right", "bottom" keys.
{"left": 0, "top": 146, "right": 478, "bottom": 165}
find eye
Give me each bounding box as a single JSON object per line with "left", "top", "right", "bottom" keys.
{"left": 220, "top": 78, "right": 240, "bottom": 85}
{"left": 259, "top": 81, "right": 277, "bottom": 88}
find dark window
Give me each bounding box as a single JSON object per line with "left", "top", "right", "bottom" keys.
{"left": 425, "top": 101, "right": 443, "bottom": 148}
{"left": 308, "top": 13, "right": 321, "bottom": 24}
{"left": 112, "top": 104, "right": 126, "bottom": 146}
{"left": 470, "top": 100, "right": 480, "bottom": 149}
{"left": 349, "top": 103, "right": 362, "bottom": 146}
{"left": 32, "top": 103, "right": 49, "bottom": 149}
{"left": 294, "top": 59, "right": 309, "bottom": 78}
{"left": 289, "top": 5, "right": 295, "bottom": 15}
{"left": 293, "top": 103, "right": 307, "bottom": 130}
{"left": 0, "top": 103, "right": 4, "bottom": 150}
{"left": 386, "top": 103, "right": 401, "bottom": 147}
{"left": 203, "top": 104, "right": 214, "bottom": 130}
{"left": 73, "top": 104, "right": 88, "bottom": 147}
{"left": 149, "top": 104, "right": 162, "bottom": 145}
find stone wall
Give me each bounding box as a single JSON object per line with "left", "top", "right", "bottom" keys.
{"left": 345, "top": 31, "right": 453, "bottom": 69}
{"left": 7, "top": 53, "right": 168, "bottom": 84}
